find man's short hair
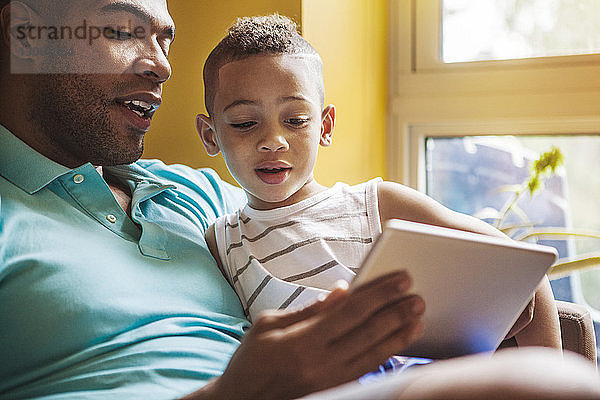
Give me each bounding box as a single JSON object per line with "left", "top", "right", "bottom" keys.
{"left": 203, "top": 14, "right": 324, "bottom": 116}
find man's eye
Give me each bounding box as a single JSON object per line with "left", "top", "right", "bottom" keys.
{"left": 104, "top": 27, "right": 133, "bottom": 40}
{"left": 231, "top": 121, "right": 257, "bottom": 129}
{"left": 286, "top": 118, "right": 309, "bottom": 126}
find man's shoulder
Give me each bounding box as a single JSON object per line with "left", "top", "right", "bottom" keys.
{"left": 134, "top": 159, "right": 246, "bottom": 213}
{"left": 136, "top": 159, "right": 217, "bottom": 180}
{"left": 135, "top": 159, "right": 226, "bottom": 191}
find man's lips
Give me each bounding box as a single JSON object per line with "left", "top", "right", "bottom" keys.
{"left": 255, "top": 161, "right": 292, "bottom": 184}
{"left": 115, "top": 92, "right": 161, "bottom": 131}
{"left": 117, "top": 104, "right": 152, "bottom": 131}
{"left": 116, "top": 92, "right": 161, "bottom": 117}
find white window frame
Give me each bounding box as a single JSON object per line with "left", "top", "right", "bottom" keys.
{"left": 415, "top": 0, "right": 600, "bottom": 72}
{"left": 387, "top": 0, "right": 600, "bottom": 185}
{"left": 402, "top": 118, "right": 600, "bottom": 191}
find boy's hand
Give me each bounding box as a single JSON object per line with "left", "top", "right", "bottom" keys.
{"left": 190, "top": 271, "right": 425, "bottom": 400}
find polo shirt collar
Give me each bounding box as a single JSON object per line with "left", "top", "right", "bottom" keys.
{"left": 104, "top": 163, "right": 171, "bottom": 188}
{"left": 0, "top": 124, "right": 173, "bottom": 194}
{"left": 0, "top": 124, "right": 71, "bottom": 194}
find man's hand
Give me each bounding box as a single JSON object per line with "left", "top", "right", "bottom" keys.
{"left": 187, "top": 271, "right": 425, "bottom": 400}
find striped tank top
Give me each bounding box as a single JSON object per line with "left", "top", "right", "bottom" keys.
{"left": 214, "top": 178, "right": 383, "bottom": 321}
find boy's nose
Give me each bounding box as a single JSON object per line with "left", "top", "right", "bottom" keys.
{"left": 258, "top": 135, "right": 289, "bottom": 152}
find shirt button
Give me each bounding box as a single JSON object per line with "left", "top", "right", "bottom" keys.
{"left": 106, "top": 214, "right": 117, "bottom": 223}
{"left": 73, "top": 174, "right": 84, "bottom": 184}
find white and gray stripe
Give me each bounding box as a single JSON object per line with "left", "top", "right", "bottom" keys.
{"left": 213, "top": 178, "right": 383, "bottom": 322}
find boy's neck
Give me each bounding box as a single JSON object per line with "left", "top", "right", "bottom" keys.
{"left": 246, "top": 179, "right": 328, "bottom": 211}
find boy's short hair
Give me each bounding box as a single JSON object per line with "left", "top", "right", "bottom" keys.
{"left": 203, "top": 14, "right": 325, "bottom": 116}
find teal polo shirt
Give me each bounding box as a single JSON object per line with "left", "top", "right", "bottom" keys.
{"left": 0, "top": 125, "right": 251, "bottom": 399}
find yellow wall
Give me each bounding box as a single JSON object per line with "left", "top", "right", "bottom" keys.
{"left": 302, "top": 0, "right": 388, "bottom": 186}
{"left": 144, "top": 0, "right": 302, "bottom": 183}
{"left": 144, "top": 0, "right": 388, "bottom": 187}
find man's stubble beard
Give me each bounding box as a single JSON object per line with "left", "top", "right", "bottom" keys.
{"left": 30, "top": 74, "right": 145, "bottom": 167}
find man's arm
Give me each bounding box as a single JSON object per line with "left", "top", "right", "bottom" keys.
{"left": 376, "top": 181, "right": 561, "bottom": 348}
{"left": 182, "top": 271, "right": 425, "bottom": 400}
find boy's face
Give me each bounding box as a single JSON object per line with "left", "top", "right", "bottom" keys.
{"left": 198, "top": 54, "right": 335, "bottom": 210}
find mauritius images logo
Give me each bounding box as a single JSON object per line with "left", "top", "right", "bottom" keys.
{"left": 11, "top": 4, "right": 150, "bottom": 74}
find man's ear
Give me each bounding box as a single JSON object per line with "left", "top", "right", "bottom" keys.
{"left": 320, "top": 104, "right": 336, "bottom": 147}
{"left": 1, "top": 1, "right": 36, "bottom": 60}
{"left": 196, "top": 114, "right": 221, "bottom": 156}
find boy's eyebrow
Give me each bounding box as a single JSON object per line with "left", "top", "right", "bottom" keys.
{"left": 223, "top": 99, "right": 258, "bottom": 112}
{"left": 223, "top": 95, "right": 313, "bottom": 112}
{"left": 99, "top": 2, "right": 176, "bottom": 42}
{"left": 279, "top": 95, "right": 312, "bottom": 104}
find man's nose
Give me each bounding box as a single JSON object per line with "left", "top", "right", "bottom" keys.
{"left": 258, "top": 133, "right": 289, "bottom": 152}
{"left": 134, "top": 39, "right": 172, "bottom": 83}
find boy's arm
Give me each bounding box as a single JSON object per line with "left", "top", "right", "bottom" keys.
{"left": 377, "top": 181, "right": 504, "bottom": 238}
{"left": 377, "top": 181, "right": 561, "bottom": 349}
{"left": 511, "top": 279, "right": 561, "bottom": 348}
{"left": 205, "top": 224, "right": 228, "bottom": 279}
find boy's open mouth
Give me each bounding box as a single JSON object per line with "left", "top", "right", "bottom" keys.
{"left": 255, "top": 167, "right": 292, "bottom": 174}
{"left": 255, "top": 164, "right": 292, "bottom": 185}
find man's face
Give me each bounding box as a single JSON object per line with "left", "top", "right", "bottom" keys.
{"left": 29, "top": 0, "right": 175, "bottom": 167}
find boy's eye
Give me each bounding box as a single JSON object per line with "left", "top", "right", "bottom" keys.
{"left": 104, "top": 27, "right": 133, "bottom": 41}
{"left": 230, "top": 121, "right": 257, "bottom": 130}
{"left": 285, "top": 118, "right": 309, "bottom": 126}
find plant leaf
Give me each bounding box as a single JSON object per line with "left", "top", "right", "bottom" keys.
{"left": 548, "top": 255, "right": 600, "bottom": 279}
{"left": 508, "top": 204, "right": 532, "bottom": 225}
{"left": 498, "top": 222, "right": 537, "bottom": 237}
{"left": 514, "top": 228, "right": 600, "bottom": 242}
{"left": 494, "top": 184, "right": 523, "bottom": 194}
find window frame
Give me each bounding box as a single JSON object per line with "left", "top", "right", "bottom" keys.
{"left": 387, "top": 0, "right": 600, "bottom": 185}
{"left": 400, "top": 118, "right": 600, "bottom": 191}
{"left": 416, "top": 0, "right": 600, "bottom": 71}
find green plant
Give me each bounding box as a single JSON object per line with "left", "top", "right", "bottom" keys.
{"left": 474, "top": 146, "right": 600, "bottom": 278}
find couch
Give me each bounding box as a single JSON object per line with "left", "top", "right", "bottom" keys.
{"left": 500, "top": 300, "right": 597, "bottom": 366}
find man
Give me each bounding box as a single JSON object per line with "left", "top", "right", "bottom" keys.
{"left": 0, "top": 1, "right": 599, "bottom": 399}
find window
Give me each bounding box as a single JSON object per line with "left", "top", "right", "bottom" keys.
{"left": 425, "top": 134, "right": 600, "bottom": 305}
{"left": 410, "top": 0, "right": 600, "bottom": 71}
{"left": 442, "top": 0, "right": 600, "bottom": 63}
{"left": 388, "top": 0, "right": 600, "bottom": 362}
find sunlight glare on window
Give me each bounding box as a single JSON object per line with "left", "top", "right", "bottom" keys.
{"left": 442, "top": 0, "right": 600, "bottom": 63}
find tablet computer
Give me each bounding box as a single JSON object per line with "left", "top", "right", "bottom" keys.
{"left": 351, "top": 219, "right": 558, "bottom": 359}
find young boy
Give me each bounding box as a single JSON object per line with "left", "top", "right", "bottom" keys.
{"left": 196, "top": 14, "right": 561, "bottom": 349}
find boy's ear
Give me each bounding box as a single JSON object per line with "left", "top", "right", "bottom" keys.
{"left": 196, "top": 114, "right": 221, "bottom": 156}
{"left": 320, "top": 104, "right": 336, "bottom": 147}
